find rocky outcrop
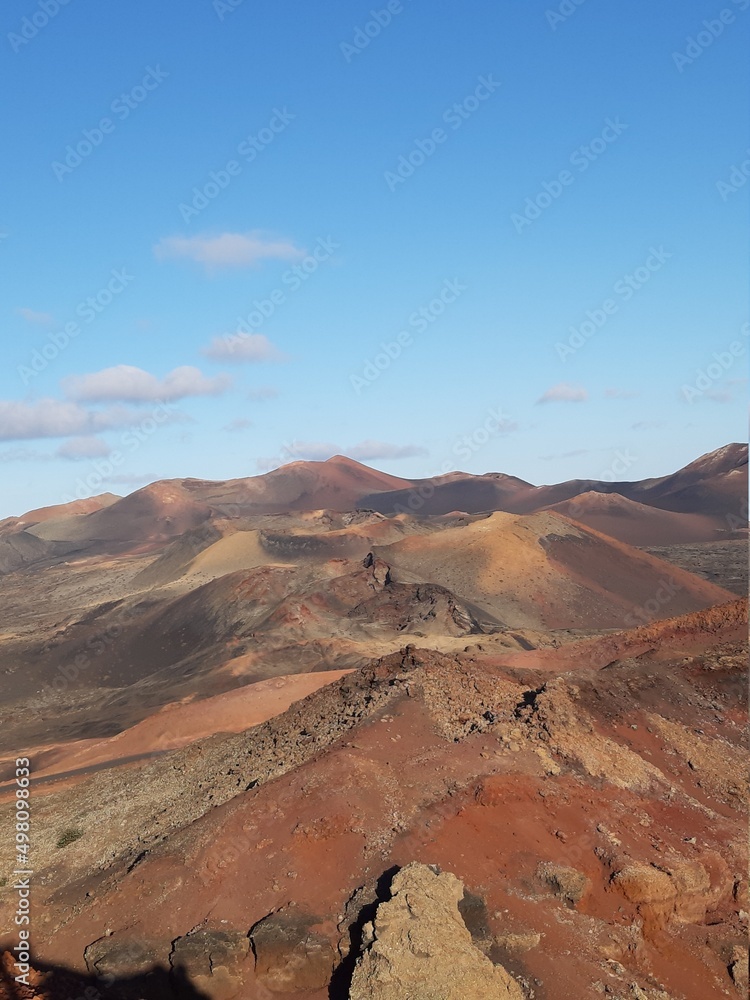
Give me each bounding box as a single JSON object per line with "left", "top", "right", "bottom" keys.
{"left": 537, "top": 862, "right": 591, "bottom": 906}
{"left": 170, "top": 927, "right": 249, "bottom": 999}
{"left": 250, "top": 907, "right": 335, "bottom": 993}
{"left": 349, "top": 863, "right": 524, "bottom": 999}
{"left": 611, "top": 854, "right": 733, "bottom": 934}
{"left": 729, "top": 945, "right": 748, "bottom": 995}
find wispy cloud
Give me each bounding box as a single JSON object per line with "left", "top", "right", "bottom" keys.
{"left": 259, "top": 439, "right": 428, "bottom": 468}
{"left": 0, "top": 446, "right": 53, "bottom": 463}
{"left": 539, "top": 448, "right": 592, "bottom": 461}
{"left": 631, "top": 420, "right": 666, "bottom": 430}
{"left": 153, "top": 231, "right": 305, "bottom": 270}
{"left": 537, "top": 382, "right": 588, "bottom": 404}
{"left": 16, "top": 307, "right": 54, "bottom": 326}
{"left": 347, "top": 440, "right": 429, "bottom": 461}
{"left": 202, "top": 334, "right": 287, "bottom": 364}
{"left": 247, "top": 385, "right": 280, "bottom": 401}
{"left": 223, "top": 417, "right": 252, "bottom": 432}
{"left": 103, "top": 472, "right": 158, "bottom": 486}
{"left": 56, "top": 436, "right": 111, "bottom": 460}
{"left": 62, "top": 365, "right": 230, "bottom": 403}
{"left": 0, "top": 399, "right": 171, "bottom": 442}
{"left": 605, "top": 387, "right": 640, "bottom": 400}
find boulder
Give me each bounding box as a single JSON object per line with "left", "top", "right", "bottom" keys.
{"left": 250, "top": 907, "right": 335, "bottom": 993}
{"left": 537, "top": 862, "right": 591, "bottom": 905}
{"left": 171, "top": 927, "right": 249, "bottom": 999}
{"left": 349, "top": 863, "right": 524, "bottom": 1000}
{"left": 729, "top": 945, "right": 749, "bottom": 995}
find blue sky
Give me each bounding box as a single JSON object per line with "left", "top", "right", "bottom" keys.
{"left": 1, "top": 0, "right": 748, "bottom": 514}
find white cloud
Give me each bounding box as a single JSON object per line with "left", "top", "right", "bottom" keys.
{"left": 537, "top": 382, "right": 588, "bottom": 404}
{"left": 202, "top": 334, "right": 286, "bottom": 364}
{"left": 0, "top": 446, "right": 52, "bottom": 463}
{"left": 56, "top": 436, "right": 111, "bottom": 461}
{"left": 63, "top": 365, "right": 230, "bottom": 403}
{"left": 153, "top": 231, "right": 304, "bottom": 270}
{"left": 0, "top": 399, "right": 96, "bottom": 441}
{"left": 16, "top": 307, "right": 54, "bottom": 326}
{"left": 0, "top": 399, "right": 171, "bottom": 442}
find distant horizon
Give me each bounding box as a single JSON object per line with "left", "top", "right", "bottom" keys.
{"left": 7, "top": 438, "right": 745, "bottom": 520}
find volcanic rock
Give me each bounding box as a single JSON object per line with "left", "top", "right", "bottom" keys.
{"left": 349, "top": 863, "right": 524, "bottom": 999}
{"left": 250, "top": 907, "right": 335, "bottom": 992}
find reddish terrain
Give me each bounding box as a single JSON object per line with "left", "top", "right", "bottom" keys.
{"left": 0, "top": 445, "right": 745, "bottom": 998}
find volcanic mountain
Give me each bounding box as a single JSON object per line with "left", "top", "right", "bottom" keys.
{"left": 0, "top": 444, "right": 746, "bottom": 999}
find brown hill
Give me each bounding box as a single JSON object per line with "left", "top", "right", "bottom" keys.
{"left": 372, "top": 511, "right": 734, "bottom": 629}
{"left": 360, "top": 444, "right": 748, "bottom": 522}
{"left": 178, "top": 454, "right": 415, "bottom": 515}
{"left": 545, "top": 491, "right": 729, "bottom": 545}
{"left": 28, "top": 481, "right": 212, "bottom": 544}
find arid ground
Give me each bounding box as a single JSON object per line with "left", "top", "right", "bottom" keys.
{"left": 0, "top": 444, "right": 746, "bottom": 999}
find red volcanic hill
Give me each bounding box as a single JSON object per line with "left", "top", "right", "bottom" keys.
{"left": 359, "top": 443, "right": 748, "bottom": 526}
{"left": 27, "top": 481, "right": 213, "bottom": 544}
{"left": 372, "top": 511, "right": 734, "bottom": 629}
{"left": 543, "top": 492, "right": 731, "bottom": 546}
{"left": 179, "top": 454, "right": 415, "bottom": 514}
{"left": 1, "top": 445, "right": 746, "bottom": 562}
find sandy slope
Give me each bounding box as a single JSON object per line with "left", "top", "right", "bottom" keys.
{"left": 373, "top": 511, "right": 734, "bottom": 628}
{"left": 545, "top": 491, "right": 731, "bottom": 545}
{"left": 15, "top": 670, "right": 353, "bottom": 784}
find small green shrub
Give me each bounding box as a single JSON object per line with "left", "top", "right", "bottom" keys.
{"left": 56, "top": 827, "right": 84, "bottom": 849}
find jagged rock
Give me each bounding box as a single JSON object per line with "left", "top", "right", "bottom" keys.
{"left": 349, "top": 863, "right": 524, "bottom": 999}
{"left": 171, "top": 927, "right": 249, "bottom": 999}
{"left": 495, "top": 931, "right": 541, "bottom": 952}
{"left": 537, "top": 862, "right": 591, "bottom": 905}
{"left": 84, "top": 936, "right": 161, "bottom": 975}
{"left": 250, "top": 907, "right": 335, "bottom": 992}
{"left": 613, "top": 863, "right": 676, "bottom": 906}
{"left": 611, "top": 857, "right": 728, "bottom": 931}
{"left": 729, "top": 945, "right": 749, "bottom": 995}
